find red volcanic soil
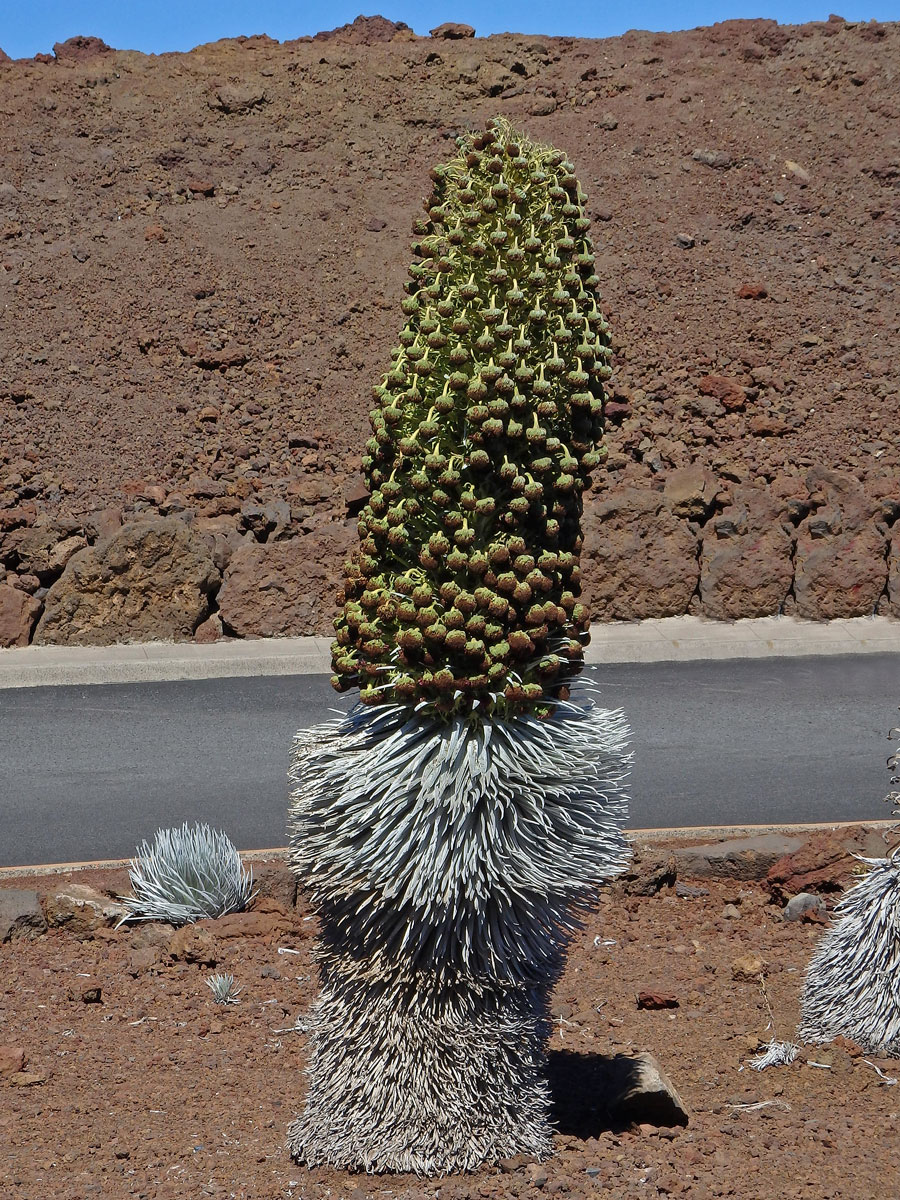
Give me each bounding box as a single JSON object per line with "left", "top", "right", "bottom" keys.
{"left": 3, "top": 827, "right": 898, "bottom": 1199}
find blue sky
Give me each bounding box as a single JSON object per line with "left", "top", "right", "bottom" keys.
{"left": 1, "top": 1, "right": 897, "bottom": 58}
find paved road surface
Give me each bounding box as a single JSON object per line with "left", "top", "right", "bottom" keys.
{"left": 1, "top": 654, "right": 897, "bottom": 867}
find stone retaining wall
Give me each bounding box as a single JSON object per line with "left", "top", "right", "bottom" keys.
{"left": 0, "top": 466, "right": 897, "bottom": 648}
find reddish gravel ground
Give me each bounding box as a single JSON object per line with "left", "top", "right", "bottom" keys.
{"left": 3, "top": 833, "right": 899, "bottom": 1200}
{"left": 0, "top": 15, "right": 898, "bottom": 646}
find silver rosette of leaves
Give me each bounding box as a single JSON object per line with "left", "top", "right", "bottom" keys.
{"left": 799, "top": 851, "right": 900, "bottom": 1057}
{"left": 287, "top": 682, "right": 631, "bottom": 1173}
{"left": 118, "top": 822, "right": 256, "bottom": 926}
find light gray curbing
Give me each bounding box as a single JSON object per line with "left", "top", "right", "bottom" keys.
{"left": 0, "top": 615, "right": 897, "bottom": 689}
{"left": 1, "top": 820, "right": 894, "bottom": 880}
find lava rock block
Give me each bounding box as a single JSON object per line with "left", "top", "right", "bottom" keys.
{"left": 34, "top": 517, "right": 220, "bottom": 645}
{"left": 0, "top": 889, "right": 47, "bottom": 941}
{"left": 582, "top": 491, "right": 699, "bottom": 620}
{"left": 0, "top": 583, "right": 42, "bottom": 648}
{"left": 217, "top": 521, "right": 355, "bottom": 637}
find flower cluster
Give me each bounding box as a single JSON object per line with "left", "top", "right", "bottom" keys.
{"left": 332, "top": 118, "right": 612, "bottom": 716}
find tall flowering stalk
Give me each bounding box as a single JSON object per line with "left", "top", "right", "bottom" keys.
{"left": 288, "top": 118, "right": 631, "bottom": 1174}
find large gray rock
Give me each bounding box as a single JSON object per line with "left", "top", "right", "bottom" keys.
{"left": 552, "top": 1050, "right": 689, "bottom": 1136}
{"left": 217, "top": 521, "right": 356, "bottom": 638}
{"left": 673, "top": 833, "right": 805, "bottom": 881}
{"left": 604, "top": 1052, "right": 689, "bottom": 1127}
{"left": 0, "top": 889, "right": 46, "bottom": 941}
{"left": 34, "top": 517, "right": 220, "bottom": 645}
{"left": 43, "top": 883, "right": 128, "bottom": 934}
{"left": 582, "top": 490, "right": 699, "bottom": 620}
{"left": 783, "top": 892, "right": 826, "bottom": 922}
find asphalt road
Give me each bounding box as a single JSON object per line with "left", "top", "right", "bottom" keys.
{"left": 1, "top": 654, "right": 897, "bottom": 867}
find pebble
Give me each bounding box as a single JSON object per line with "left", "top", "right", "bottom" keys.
{"left": 783, "top": 892, "right": 826, "bottom": 921}
{"left": 637, "top": 991, "right": 679, "bottom": 1010}
{"left": 692, "top": 148, "right": 732, "bottom": 168}
{"left": 0, "top": 1045, "right": 26, "bottom": 1074}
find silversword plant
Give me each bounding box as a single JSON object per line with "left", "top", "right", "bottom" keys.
{"left": 288, "top": 118, "right": 631, "bottom": 1174}
{"left": 118, "top": 822, "right": 256, "bottom": 925}
{"left": 206, "top": 972, "right": 243, "bottom": 1004}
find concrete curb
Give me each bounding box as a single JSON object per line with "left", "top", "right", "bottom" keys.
{"left": 1, "top": 821, "right": 894, "bottom": 880}
{"left": 0, "top": 615, "right": 898, "bottom": 689}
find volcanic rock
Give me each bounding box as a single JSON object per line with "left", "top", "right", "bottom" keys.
{"left": 783, "top": 892, "right": 827, "bottom": 921}
{"left": 310, "top": 16, "right": 414, "bottom": 44}
{"left": 637, "top": 991, "right": 679, "bottom": 1010}
{"left": 620, "top": 852, "right": 677, "bottom": 897}
{"left": 210, "top": 84, "right": 268, "bottom": 114}
{"left": 1, "top": 522, "right": 76, "bottom": 581}
{"left": 167, "top": 925, "right": 219, "bottom": 965}
{"left": 52, "top": 36, "right": 114, "bottom": 62}
{"left": 217, "top": 521, "right": 355, "bottom": 637}
{"left": 200, "top": 904, "right": 295, "bottom": 940}
{"left": 692, "top": 148, "right": 732, "bottom": 169}
{"left": 0, "top": 21, "right": 897, "bottom": 640}
{"left": 127, "top": 947, "right": 161, "bottom": 975}
{"left": 192, "top": 516, "right": 248, "bottom": 572}
{"left": 603, "top": 1052, "right": 689, "bottom": 1127}
{"left": 430, "top": 23, "right": 475, "bottom": 39}
{"left": 33, "top": 517, "right": 220, "bottom": 645}
{"left": 663, "top": 465, "right": 720, "bottom": 521}
{"left": 765, "top": 826, "right": 880, "bottom": 900}
{"left": 889, "top": 532, "right": 900, "bottom": 617}
{"left": 0, "top": 1046, "right": 26, "bottom": 1074}
{"left": 341, "top": 474, "right": 369, "bottom": 517}
{"left": 48, "top": 535, "right": 88, "bottom": 573}
{"left": 0, "top": 582, "right": 41, "bottom": 647}
{"left": 582, "top": 491, "right": 699, "bottom": 620}
{"left": 672, "top": 834, "right": 805, "bottom": 882}
{"left": 0, "top": 889, "right": 46, "bottom": 942}
{"left": 43, "top": 883, "right": 128, "bottom": 935}
{"left": 697, "top": 375, "right": 746, "bottom": 411}
{"left": 83, "top": 509, "right": 124, "bottom": 543}
{"left": 251, "top": 864, "right": 299, "bottom": 910}
{"left": 736, "top": 282, "right": 768, "bottom": 299}
{"left": 732, "top": 953, "right": 768, "bottom": 981}
{"left": 793, "top": 524, "right": 887, "bottom": 618}
{"left": 193, "top": 613, "right": 223, "bottom": 643}
{"left": 699, "top": 487, "right": 794, "bottom": 618}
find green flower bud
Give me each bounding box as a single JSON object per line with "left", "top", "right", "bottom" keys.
{"left": 491, "top": 640, "right": 511, "bottom": 662}
{"left": 398, "top": 628, "right": 424, "bottom": 651}
{"left": 445, "top": 629, "right": 467, "bottom": 652}
{"left": 332, "top": 119, "right": 609, "bottom": 713}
